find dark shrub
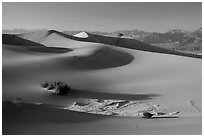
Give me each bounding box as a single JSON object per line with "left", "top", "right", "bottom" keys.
{"left": 55, "top": 84, "right": 70, "bottom": 95}
{"left": 41, "top": 81, "right": 49, "bottom": 88}
{"left": 47, "top": 83, "right": 55, "bottom": 90}
{"left": 41, "top": 81, "right": 70, "bottom": 96}
{"left": 142, "top": 112, "right": 154, "bottom": 119}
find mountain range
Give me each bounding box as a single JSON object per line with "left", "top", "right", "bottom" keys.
{"left": 112, "top": 28, "right": 202, "bottom": 54}
{"left": 3, "top": 28, "right": 202, "bottom": 54}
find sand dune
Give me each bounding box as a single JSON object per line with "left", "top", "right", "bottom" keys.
{"left": 16, "top": 30, "right": 134, "bottom": 69}
{"left": 18, "top": 30, "right": 100, "bottom": 50}
{"left": 3, "top": 34, "right": 45, "bottom": 47}
{"left": 18, "top": 30, "right": 95, "bottom": 48}
{"left": 18, "top": 30, "right": 49, "bottom": 43}
{"left": 2, "top": 30, "right": 202, "bottom": 134}
{"left": 41, "top": 32, "right": 98, "bottom": 49}
{"left": 3, "top": 34, "right": 72, "bottom": 54}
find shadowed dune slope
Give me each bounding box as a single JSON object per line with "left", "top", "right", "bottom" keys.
{"left": 85, "top": 33, "right": 202, "bottom": 59}
{"left": 3, "top": 34, "right": 44, "bottom": 47}
{"left": 67, "top": 89, "right": 160, "bottom": 100}
{"left": 2, "top": 101, "right": 106, "bottom": 124}
{"left": 3, "top": 32, "right": 134, "bottom": 70}
{"left": 17, "top": 30, "right": 134, "bottom": 69}
{"left": 2, "top": 34, "right": 72, "bottom": 53}
{"left": 55, "top": 46, "right": 134, "bottom": 70}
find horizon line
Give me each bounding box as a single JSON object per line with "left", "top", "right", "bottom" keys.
{"left": 2, "top": 27, "right": 202, "bottom": 33}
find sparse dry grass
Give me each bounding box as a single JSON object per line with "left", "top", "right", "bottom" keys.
{"left": 41, "top": 81, "right": 70, "bottom": 96}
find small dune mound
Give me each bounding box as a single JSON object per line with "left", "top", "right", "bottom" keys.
{"left": 67, "top": 46, "right": 134, "bottom": 70}
{"left": 73, "top": 31, "right": 89, "bottom": 38}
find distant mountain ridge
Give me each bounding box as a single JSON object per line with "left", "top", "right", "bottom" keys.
{"left": 64, "top": 28, "right": 202, "bottom": 54}
{"left": 3, "top": 28, "right": 202, "bottom": 54}
{"left": 112, "top": 28, "right": 201, "bottom": 43}
{"left": 107, "top": 28, "right": 202, "bottom": 54}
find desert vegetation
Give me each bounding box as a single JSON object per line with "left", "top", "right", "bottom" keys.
{"left": 41, "top": 81, "right": 71, "bottom": 96}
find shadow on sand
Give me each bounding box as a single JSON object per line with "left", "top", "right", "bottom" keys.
{"left": 2, "top": 101, "right": 108, "bottom": 124}
{"left": 152, "top": 116, "right": 179, "bottom": 119}
{"left": 65, "top": 88, "right": 160, "bottom": 101}
{"left": 61, "top": 46, "right": 134, "bottom": 70}
{"left": 3, "top": 89, "right": 160, "bottom": 125}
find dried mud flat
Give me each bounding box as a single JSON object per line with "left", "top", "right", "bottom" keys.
{"left": 66, "top": 98, "right": 179, "bottom": 118}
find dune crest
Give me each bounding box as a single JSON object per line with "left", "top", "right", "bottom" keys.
{"left": 66, "top": 46, "right": 134, "bottom": 70}
{"left": 41, "top": 32, "right": 97, "bottom": 49}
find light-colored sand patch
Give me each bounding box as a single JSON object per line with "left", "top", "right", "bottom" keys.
{"left": 65, "top": 98, "right": 178, "bottom": 117}
{"left": 73, "top": 31, "right": 89, "bottom": 38}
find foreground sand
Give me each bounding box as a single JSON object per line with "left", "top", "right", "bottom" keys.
{"left": 2, "top": 31, "right": 202, "bottom": 134}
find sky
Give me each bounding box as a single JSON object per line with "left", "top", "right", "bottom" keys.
{"left": 2, "top": 2, "right": 202, "bottom": 32}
